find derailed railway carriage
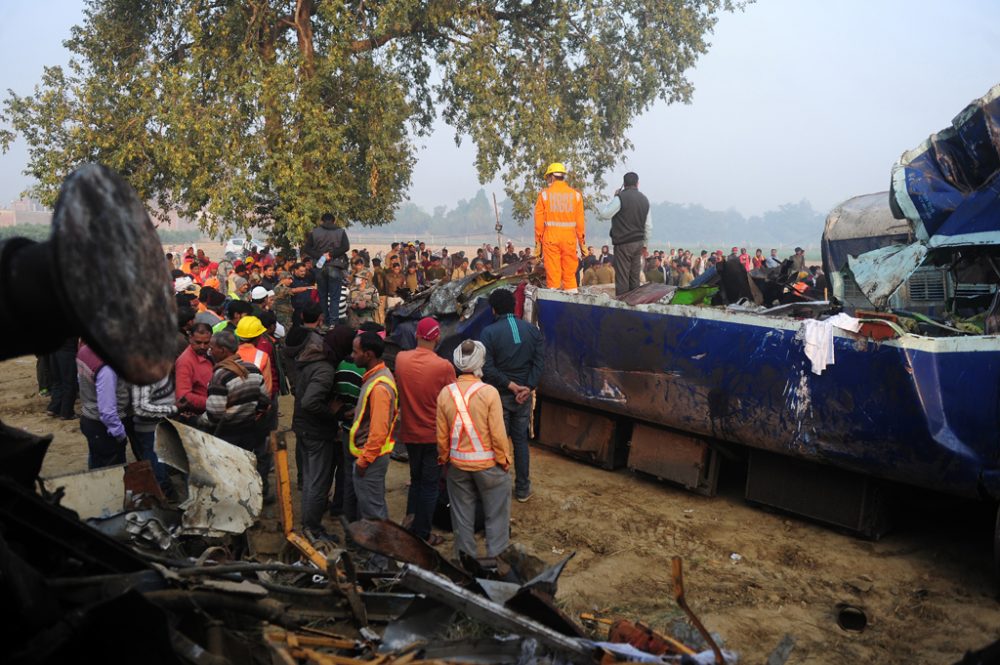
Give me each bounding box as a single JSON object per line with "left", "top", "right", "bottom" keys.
{"left": 388, "top": 84, "right": 1000, "bottom": 571}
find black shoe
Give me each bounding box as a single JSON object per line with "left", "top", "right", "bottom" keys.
{"left": 390, "top": 451, "right": 409, "bottom": 462}
{"left": 304, "top": 527, "right": 340, "bottom": 544}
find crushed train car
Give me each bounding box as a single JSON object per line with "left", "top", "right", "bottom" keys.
{"left": 388, "top": 85, "right": 1000, "bottom": 560}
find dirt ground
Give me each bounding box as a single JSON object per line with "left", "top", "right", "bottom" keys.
{"left": 4, "top": 354, "right": 999, "bottom": 664}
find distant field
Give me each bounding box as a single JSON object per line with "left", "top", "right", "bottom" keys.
{"left": 3, "top": 220, "right": 820, "bottom": 266}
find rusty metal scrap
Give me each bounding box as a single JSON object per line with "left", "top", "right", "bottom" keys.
{"left": 672, "top": 556, "right": 724, "bottom": 665}
{"left": 3, "top": 409, "right": 744, "bottom": 665}
{"left": 607, "top": 618, "right": 695, "bottom": 656}
{"left": 346, "top": 519, "right": 474, "bottom": 587}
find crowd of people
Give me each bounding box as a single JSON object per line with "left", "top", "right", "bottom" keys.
{"left": 34, "top": 162, "right": 824, "bottom": 561}
{"left": 579, "top": 244, "right": 825, "bottom": 293}
{"left": 37, "top": 213, "right": 547, "bottom": 560}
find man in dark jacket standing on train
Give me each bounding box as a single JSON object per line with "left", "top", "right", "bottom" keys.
{"left": 598, "top": 172, "right": 651, "bottom": 295}
{"left": 302, "top": 213, "right": 350, "bottom": 326}
{"left": 481, "top": 289, "right": 544, "bottom": 503}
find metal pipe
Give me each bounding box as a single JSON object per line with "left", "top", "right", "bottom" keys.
{"left": 398, "top": 564, "right": 592, "bottom": 661}
{"left": 671, "top": 556, "right": 723, "bottom": 665}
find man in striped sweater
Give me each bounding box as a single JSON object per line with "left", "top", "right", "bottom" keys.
{"left": 132, "top": 375, "right": 178, "bottom": 498}
{"left": 199, "top": 331, "right": 271, "bottom": 455}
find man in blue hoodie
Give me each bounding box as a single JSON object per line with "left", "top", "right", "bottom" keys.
{"left": 480, "top": 289, "right": 544, "bottom": 503}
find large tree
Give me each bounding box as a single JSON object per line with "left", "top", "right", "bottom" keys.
{"left": 1, "top": 0, "right": 743, "bottom": 242}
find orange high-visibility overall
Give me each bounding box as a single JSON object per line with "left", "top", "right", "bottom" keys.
{"left": 534, "top": 180, "right": 585, "bottom": 290}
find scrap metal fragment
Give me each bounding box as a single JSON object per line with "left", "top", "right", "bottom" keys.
{"left": 476, "top": 578, "right": 521, "bottom": 604}
{"left": 607, "top": 618, "right": 695, "bottom": 656}
{"left": 397, "top": 565, "right": 592, "bottom": 661}
{"left": 123, "top": 460, "right": 167, "bottom": 508}
{"left": 155, "top": 419, "right": 262, "bottom": 536}
{"left": 191, "top": 578, "right": 269, "bottom": 596}
{"left": 618, "top": 283, "right": 676, "bottom": 305}
{"left": 124, "top": 510, "right": 176, "bottom": 550}
{"left": 848, "top": 242, "right": 928, "bottom": 309}
{"left": 346, "top": 518, "right": 474, "bottom": 586}
{"left": 359, "top": 592, "right": 417, "bottom": 623}
{"left": 378, "top": 596, "right": 456, "bottom": 652}
{"left": 522, "top": 552, "right": 575, "bottom": 596}
{"left": 41, "top": 464, "right": 129, "bottom": 520}
{"left": 335, "top": 550, "right": 369, "bottom": 626}
{"left": 505, "top": 586, "right": 587, "bottom": 638}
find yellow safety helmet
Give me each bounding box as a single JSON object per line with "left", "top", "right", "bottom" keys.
{"left": 235, "top": 315, "right": 267, "bottom": 339}
{"left": 544, "top": 162, "right": 567, "bottom": 177}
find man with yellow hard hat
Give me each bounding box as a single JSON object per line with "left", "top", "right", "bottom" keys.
{"left": 235, "top": 315, "right": 273, "bottom": 395}
{"left": 534, "top": 162, "right": 586, "bottom": 290}
{"left": 234, "top": 314, "right": 278, "bottom": 500}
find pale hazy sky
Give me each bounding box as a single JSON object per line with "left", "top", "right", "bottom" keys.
{"left": 1, "top": 0, "right": 998, "bottom": 216}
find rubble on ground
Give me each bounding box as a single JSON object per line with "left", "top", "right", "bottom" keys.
{"left": 3, "top": 418, "right": 739, "bottom": 664}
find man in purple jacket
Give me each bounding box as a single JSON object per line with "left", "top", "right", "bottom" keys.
{"left": 77, "top": 343, "right": 132, "bottom": 469}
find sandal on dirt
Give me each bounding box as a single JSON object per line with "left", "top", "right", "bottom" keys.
{"left": 426, "top": 533, "right": 445, "bottom": 547}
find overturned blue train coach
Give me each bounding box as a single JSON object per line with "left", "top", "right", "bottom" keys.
{"left": 391, "top": 84, "right": 1000, "bottom": 557}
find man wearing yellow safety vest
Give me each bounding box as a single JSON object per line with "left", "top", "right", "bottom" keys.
{"left": 346, "top": 331, "right": 398, "bottom": 522}
{"left": 534, "top": 162, "right": 586, "bottom": 290}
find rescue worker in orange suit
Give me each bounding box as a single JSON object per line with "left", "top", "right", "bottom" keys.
{"left": 534, "top": 162, "right": 586, "bottom": 290}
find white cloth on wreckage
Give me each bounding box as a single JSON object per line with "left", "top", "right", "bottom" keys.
{"left": 798, "top": 314, "right": 861, "bottom": 375}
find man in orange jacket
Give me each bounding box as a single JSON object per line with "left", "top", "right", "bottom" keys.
{"left": 534, "top": 162, "right": 586, "bottom": 290}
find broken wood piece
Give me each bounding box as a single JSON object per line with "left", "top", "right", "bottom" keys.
{"left": 264, "top": 629, "right": 357, "bottom": 650}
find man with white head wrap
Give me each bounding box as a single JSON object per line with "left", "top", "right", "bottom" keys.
{"left": 436, "top": 340, "right": 513, "bottom": 559}
{"left": 453, "top": 339, "right": 486, "bottom": 376}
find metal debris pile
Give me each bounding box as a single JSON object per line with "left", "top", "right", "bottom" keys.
{"left": 0, "top": 417, "right": 738, "bottom": 664}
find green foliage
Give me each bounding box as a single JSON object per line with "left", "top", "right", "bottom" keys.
{"left": 2, "top": 0, "right": 745, "bottom": 243}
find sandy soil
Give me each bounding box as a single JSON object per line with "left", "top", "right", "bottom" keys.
{"left": 4, "top": 355, "right": 999, "bottom": 663}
